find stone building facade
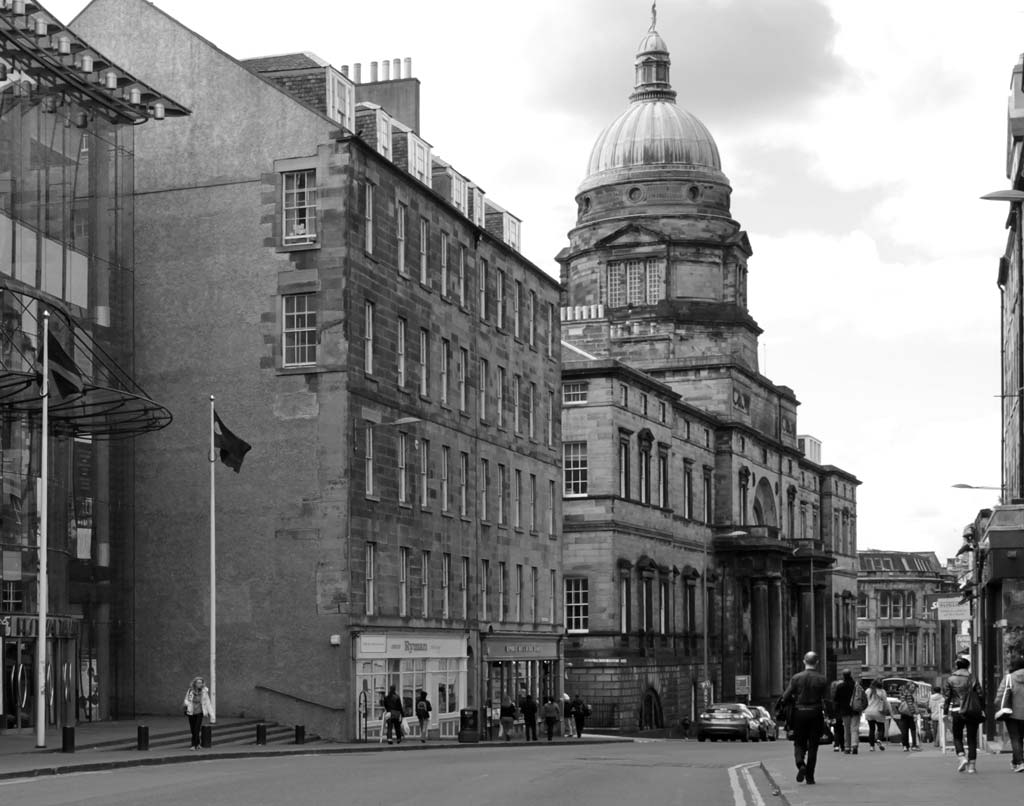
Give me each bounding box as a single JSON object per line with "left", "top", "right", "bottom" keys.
{"left": 855, "top": 550, "right": 959, "bottom": 685}
{"left": 558, "top": 18, "right": 860, "bottom": 729}
{"left": 75, "top": 0, "right": 562, "bottom": 741}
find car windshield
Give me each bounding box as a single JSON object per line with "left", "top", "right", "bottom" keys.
{"left": 711, "top": 704, "right": 748, "bottom": 714}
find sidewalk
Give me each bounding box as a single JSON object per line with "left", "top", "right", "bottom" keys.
{"left": 763, "top": 743, "right": 1020, "bottom": 806}
{"left": 0, "top": 717, "right": 626, "bottom": 780}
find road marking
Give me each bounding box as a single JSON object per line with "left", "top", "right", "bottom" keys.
{"left": 727, "top": 762, "right": 765, "bottom": 806}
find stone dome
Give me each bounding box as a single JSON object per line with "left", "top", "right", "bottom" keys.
{"left": 579, "top": 22, "right": 724, "bottom": 193}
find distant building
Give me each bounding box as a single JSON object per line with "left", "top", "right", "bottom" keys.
{"left": 557, "top": 15, "right": 860, "bottom": 729}
{"left": 855, "top": 550, "right": 959, "bottom": 684}
{"left": 75, "top": 0, "right": 562, "bottom": 741}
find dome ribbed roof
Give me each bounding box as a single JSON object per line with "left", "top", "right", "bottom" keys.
{"left": 580, "top": 21, "right": 722, "bottom": 191}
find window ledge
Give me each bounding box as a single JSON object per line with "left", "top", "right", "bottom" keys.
{"left": 276, "top": 241, "right": 321, "bottom": 254}
{"left": 364, "top": 495, "right": 381, "bottom": 503}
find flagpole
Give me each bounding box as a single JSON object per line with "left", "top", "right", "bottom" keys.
{"left": 209, "top": 395, "right": 216, "bottom": 724}
{"left": 36, "top": 311, "right": 49, "bottom": 748}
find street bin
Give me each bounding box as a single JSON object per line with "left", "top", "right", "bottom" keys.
{"left": 458, "top": 708, "right": 479, "bottom": 743}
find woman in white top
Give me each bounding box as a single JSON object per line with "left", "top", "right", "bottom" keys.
{"left": 863, "top": 679, "right": 891, "bottom": 751}
{"left": 183, "top": 675, "right": 214, "bottom": 750}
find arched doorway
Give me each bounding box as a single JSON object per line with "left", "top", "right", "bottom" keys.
{"left": 752, "top": 477, "right": 778, "bottom": 527}
{"left": 639, "top": 686, "right": 664, "bottom": 729}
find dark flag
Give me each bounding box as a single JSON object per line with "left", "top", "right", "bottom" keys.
{"left": 37, "top": 331, "right": 84, "bottom": 399}
{"left": 213, "top": 411, "right": 251, "bottom": 472}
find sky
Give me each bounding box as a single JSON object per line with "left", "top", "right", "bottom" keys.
{"left": 47, "top": 0, "right": 1023, "bottom": 561}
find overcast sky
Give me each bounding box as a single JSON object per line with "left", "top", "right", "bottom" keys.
{"left": 50, "top": 0, "right": 1022, "bottom": 561}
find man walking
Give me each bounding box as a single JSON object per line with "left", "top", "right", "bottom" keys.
{"left": 780, "top": 651, "right": 831, "bottom": 786}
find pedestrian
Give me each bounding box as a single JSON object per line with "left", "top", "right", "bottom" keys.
{"left": 570, "top": 693, "right": 590, "bottom": 738}
{"left": 845, "top": 671, "right": 867, "bottom": 754}
{"left": 542, "top": 696, "right": 560, "bottom": 741}
{"left": 994, "top": 655, "right": 1024, "bottom": 772}
{"left": 863, "top": 678, "right": 891, "bottom": 751}
{"left": 897, "top": 682, "right": 921, "bottom": 751}
{"left": 944, "top": 656, "right": 985, "bottom": 773}
{"left": 928, "top": 685, "right": 946, "bottom": 750}
{"left": 521, "top": 693, "right": 538, "bottom": 741}
{"left": 779, "top": 651, "right": 831, "bottom": 786}
{"left": 414, "top": 689, "right": 432, "bottom": 743}
{"left": 381, "top": 684, "right": 405, "bottom": 745}
{"left": 833, "top": 669, "right": 858, "bottom": 754}
{"left": 828, "top": 677, "right": 844, "bottom": 753}
{"left": 562, "top": 692, "right": 575, "bottom": 738}
{"left": 499, "top": 695, "right": 517, "bottom": 741}
{"left": 182, "top": 675, "right": 213, "bottom": 750}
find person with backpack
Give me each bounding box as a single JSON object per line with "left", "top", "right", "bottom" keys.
{"left": 570, "top": 693, "right": 590, "bottom": 738}
{"left": 414, "top": 690, "right": 432, "bottom": 743}
{"left": 863, "top": 679, "right": 892, "bottom": 751}
{"left": 833, "top": 669, "right": 858, "bottom": 754}
{"left": 845, "top": 671, "right": 867, "bottom": 754}
{"left": 945, "top": 656, "right": 985, "bottom": 773}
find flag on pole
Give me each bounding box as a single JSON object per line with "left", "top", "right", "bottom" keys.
{"left": 213, "top": 411, "right": 251, "bottom": 472}
{"left": 36, "top": 331, "right": 84, "bottom": 400}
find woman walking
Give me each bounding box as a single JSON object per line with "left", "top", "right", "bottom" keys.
{"left": 863, "top": 679, "right": 891, "bottom": 751}
{"left": 182, "top": 675, "right": 213, "bottom": 750}
{"left": 995, "top": 655, "right": 1024, "bottom": 772}
{"left": 944, "top": 656, "right": 985, "bottom": 773}
{"left": 897, "top": 682, "right": 921, "bottom": 751}
{"left": 542, "top": 697, "right": 560, "bottom": 741}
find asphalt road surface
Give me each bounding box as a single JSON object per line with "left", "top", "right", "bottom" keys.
{"left": 0, "top": 739, "right": 792, "bottom": 806}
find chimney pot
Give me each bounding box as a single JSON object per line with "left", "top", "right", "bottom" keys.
{"left": 370, "top": 61, "right": 378, "bottom": 82}
{"left": 403, "top": 57, "right": 411, "bottom": 79}
{"left": 341, "top": 64, "right": 349, "bottom": 77}
{"left": 382, "top": 61, "right": 390, "bottom": 81}
{"left": 392, "top": 58, "right": 400, "bottom": 79}
{"left": 353, "top": 63, "right": 361, "bottom": 83}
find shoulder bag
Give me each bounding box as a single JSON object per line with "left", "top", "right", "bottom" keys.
{"left": 996, "top": 674, "right": 1013, "bottom": 721}
{"left": 959, "top": 675, "right": 985, "bottom": 720}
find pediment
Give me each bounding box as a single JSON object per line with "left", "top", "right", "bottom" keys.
{"left": 595, "top": 223, "right": 667, "bottom": 250}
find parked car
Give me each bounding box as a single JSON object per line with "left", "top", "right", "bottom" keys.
{"left": 696, "top": 702, "right": 761, "bottom": 742}
{"left": 751, "top": 706, "right": 778, "bottom": 741}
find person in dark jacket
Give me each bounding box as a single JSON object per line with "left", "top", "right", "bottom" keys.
{"left": 779, "top": 651, "right": 831, "bottom": 786}
{"left": 542, "top": 697, "right": 561, "bottom": 741}
{"left": 570, "top": 693, "right": 589, "bottom": 738}
{"left": 521, "top": 693, "right": 539, "bottom": 741}
{"left": 944, "top": 656, "right": 985, "bottom": 773}
{"left": 381, "top": 685, "right": 404, "bottom": 745}
{"left": 833, "top": 670, "right": 856, "bottom": 754}
{"left": 499, "top": 696, "right": 517, "bottom": 741}
{"left": 828, "top": 678, "right": 844, "bottom": 753}
{"left": 994, "top": 655, "right": 1024, "bottom": 771}
{"left": 897, "top": 682, "right": 921, "bottom": 751}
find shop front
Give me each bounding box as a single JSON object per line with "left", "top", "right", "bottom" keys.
{"left": 354, "top": 632, "right": 467, "bottom": 741}
{"left": 2, "top": 614, "right": 78, "bottom": 732}
{"left": 480, "top": 634, "right": 562, "bottom": 738}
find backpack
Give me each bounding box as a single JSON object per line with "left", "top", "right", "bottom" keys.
{"left": 415, "top": 699, "right": 429, "bottom": 718}
{"left": 850, "top": 684, "right": 867, "bottom": 712}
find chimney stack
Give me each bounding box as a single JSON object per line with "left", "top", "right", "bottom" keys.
{"left": 341, "top": 64, "right": 349, "bottom": 77}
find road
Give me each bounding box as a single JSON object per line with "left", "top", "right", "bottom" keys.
{"left": 0, "top": 739, "right": 790, "bottom": 806}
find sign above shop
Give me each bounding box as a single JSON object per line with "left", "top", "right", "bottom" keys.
{"left": 481, "top": 636, "right": 559, "bottom": 660}
{"left": 935, "top": 597, "right": 972, "bottom": 621}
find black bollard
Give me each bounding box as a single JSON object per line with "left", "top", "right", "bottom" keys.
{"left": 294, "top": 724, "right": 305, "bottom": 745}
{"left": 61, "top": 725, "right": 74, "bottom": 753}
{"left": 200, "top": 724, "right": 212, "bottom": 748}
{"left": 256, "top": 722, "right": 267, "bottom": 745}
{"left": 137, "top": 724, "right": 149, "bottom": 751}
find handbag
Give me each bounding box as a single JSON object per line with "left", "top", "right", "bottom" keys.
{"left": 898, "top": 699, "right": 912, "bottom": 717}
{"left": 959, "top": 676, "right": 985, "bottom": 720}
{"left": 996, "top": 674, "right": 1013, "bottom": 721}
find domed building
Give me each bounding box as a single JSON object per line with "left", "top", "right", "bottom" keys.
{"left": 558, "top": 16, "right": 861, "bottom": 731}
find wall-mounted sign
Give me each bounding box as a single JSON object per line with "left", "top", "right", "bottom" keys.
{"left": 936, "top": 598, "right": 972, "bottom": 621}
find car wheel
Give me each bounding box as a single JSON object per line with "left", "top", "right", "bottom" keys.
{"left": 742, "top": 734, "right": 749, "bottom": 743}
{"left": 698, "top": 734, "right": 706, "bottom": 742}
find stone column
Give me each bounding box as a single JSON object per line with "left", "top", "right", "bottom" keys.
{"left": 800, "top": 585, "right": 814, "bottom": 656}
{"left": 769, "top": 579, "right": 783, "bottom": 696}
{"left": 752, "top": 580, "right": 770, "bottom": 700}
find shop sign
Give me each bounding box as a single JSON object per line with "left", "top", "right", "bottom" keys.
{"left": 735, "top": 675, "right": 751, "bottom": 696}
{"left": 481, "top": 637, "right": 559, "bottom": 660}
{"left": 1, "top": 615, "right": 78, "bottom": 638}
{"left": 955, "top": 634, "right": 972, "bottom": 654}
{"left": 936, "top": 597, "right": 971, "bottom": 621}
{"left": 357, "top": 633, "right": 466, "bottom": 658}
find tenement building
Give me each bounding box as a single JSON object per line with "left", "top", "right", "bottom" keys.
{"left": 74, "top": 0, "right": 562, "bottom": 741}
{"left": 0, "top": 3, "right": 183, "bottom": 732}
{"left": 557, "top": 17, "right": 860, "bottom": 729}
{"left": 855, "top": 550, "right": 958, "bottom": 685}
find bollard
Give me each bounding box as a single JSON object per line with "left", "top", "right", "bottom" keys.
{"left": 256, "top": 722, "right": 267, "bottom": 745}
{"left": 294, "top": 724, "right": 305, "bottom": 745}
{"left": 200, "top": 724, "right": 212, "bottom": 748}
{"left": 61, "top": 724, "right": 74, "bottom": 753}
{"left": 137, "top": 724, "right": 149, "bottom": 751}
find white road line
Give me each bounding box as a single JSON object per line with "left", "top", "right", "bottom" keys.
{"left": 727, "top": 762, "right": 745, "bottom": 806}
{"left": 740, "top": 763, "right": 766, "bottom": 806}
